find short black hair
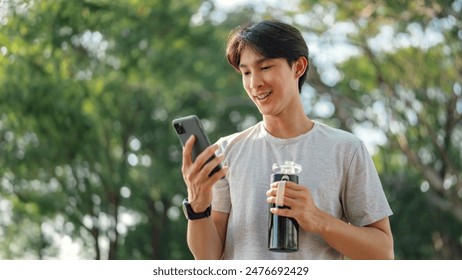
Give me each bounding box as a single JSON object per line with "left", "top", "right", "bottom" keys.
{"left": 226, "top": 20, "right": 309, "bottom": 92}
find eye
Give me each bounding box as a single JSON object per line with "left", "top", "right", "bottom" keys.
{"left": 261, "top": 65, "right": 273, "bottom": 71}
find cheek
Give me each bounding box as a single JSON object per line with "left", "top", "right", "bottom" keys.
{"left": 242, "top": 77, "right": 251, "bottom": 91}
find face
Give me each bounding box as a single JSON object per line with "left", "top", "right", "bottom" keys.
{"left": 238, "top": 47, "right": 302, "bottom": 117}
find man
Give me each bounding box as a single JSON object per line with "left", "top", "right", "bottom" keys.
{"left": 180, "top": 20, "right": 394, "bottom": 260}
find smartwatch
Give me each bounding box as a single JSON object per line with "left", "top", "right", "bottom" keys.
{"left": 182, "top": 199, "right": 211, "bottom": 220}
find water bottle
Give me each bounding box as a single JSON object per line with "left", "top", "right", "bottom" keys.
{"left": 268, "top": 161, "right": 302, "bottom": 252}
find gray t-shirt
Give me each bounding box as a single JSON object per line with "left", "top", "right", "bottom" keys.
{"left": 212, "top": 121, "right": 393, "bottom": 260}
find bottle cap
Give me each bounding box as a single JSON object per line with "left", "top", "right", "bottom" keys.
{"left": 272, "top": 161, "right": 302, "bottom": 175}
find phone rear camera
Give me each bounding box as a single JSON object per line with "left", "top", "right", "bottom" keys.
{"left": 174, "top": 123, "right": 185, "bottom": 134}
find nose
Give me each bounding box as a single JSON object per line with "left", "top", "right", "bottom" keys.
{"left": 249, "top": 73, "right": 263, "bottom": 89}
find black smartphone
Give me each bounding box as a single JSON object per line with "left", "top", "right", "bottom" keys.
{"left": 172, "top": 115, "right": 222, "bottom": 177}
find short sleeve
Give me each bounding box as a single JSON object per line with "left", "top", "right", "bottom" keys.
{"left": 212, "top": 178, "right": 231, "bottom": 213}
{"left": 343, "top": 141, "right": 393, "bottom": 226}
{"left": 211, "top": 137, "right": 232, "bottom": 213}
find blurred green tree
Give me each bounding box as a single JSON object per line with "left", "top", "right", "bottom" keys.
{"left": 0, "top": 0, "right": 248, "bottom": 259}
{"left": 292, "top": 0, "right": 462, "bottom": 259}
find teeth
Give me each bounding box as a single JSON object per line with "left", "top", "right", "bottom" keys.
{"left": 256, "top": 92, "right": 270, "bottom": 100}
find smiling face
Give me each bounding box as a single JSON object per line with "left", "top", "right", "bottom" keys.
{"left": 226, "top": 20, "right": 310, "bottom": 93}
{"left": 238, "top": 46, "right": 304, "bottom": 118}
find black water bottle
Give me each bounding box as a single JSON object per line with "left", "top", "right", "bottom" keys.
{"left": 268, "top": 161, "right": 302, "bottom": 252}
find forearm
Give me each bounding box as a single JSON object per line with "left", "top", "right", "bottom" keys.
{"left": 187, "top": 217, "right": 224, "bottom": 260}
{"left": 314, "top": 212, "right": 394, "bottom": 260}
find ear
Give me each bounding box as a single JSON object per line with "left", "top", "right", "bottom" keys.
{"left": 294, "top": 56, "right": 308, "bottom": 78}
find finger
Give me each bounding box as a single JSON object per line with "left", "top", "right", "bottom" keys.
{"left": 269, "top": 180, "right": 298, "bottom": 189}
{"left": 208, "top": 165, "right": 229, "bottom": 182}
{"left": 270, "top": 207, "right": 292, "bottom": 218}
{"left": 182, "top": 135, "right": 196, "bottom": 166}
{"left": 199, "top": 153, "right": 225, "bottom": 178}
{"left": 267, "top": 183, "right": 289, "bottom": 204}
{"left": 277, "top": 196, "right": 297, "bottom": 209}
{"left": 267, "top": 181, "right": 290, "bottom": 198}
{"left": 266, "top": 196, "right": 276, "bottom": 204}
{"left": 269, "top": 182, "right": 279, "bottom": 189}
{"left": 193, "top": 144, "right": 219, "bottom": 171}
{"left": 267, "top": 180, "right": 295, "bottom": 197}
{"left": 271, "top": 181, "right": 307, "bottom": 196}
{"left": 284, "top": 184, "right": 311, "bottom": 200}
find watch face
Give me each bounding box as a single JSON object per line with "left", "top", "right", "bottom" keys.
{"left": 182, "top": 201, "right": 190, "bottom": 219}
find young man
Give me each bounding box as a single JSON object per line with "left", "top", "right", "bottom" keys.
{"left": 180, "top": 20, "right": 394, "bottom": 260}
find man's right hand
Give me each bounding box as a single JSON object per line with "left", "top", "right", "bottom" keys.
{"left": 181, "top": 135, "right": 228, "bottom": 212}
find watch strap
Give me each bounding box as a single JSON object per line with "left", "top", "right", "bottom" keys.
{"left": 182, "top": 199, "right": 211, "bottom": 220}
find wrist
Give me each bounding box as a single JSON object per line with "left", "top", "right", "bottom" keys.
{"left": 182, "top": 199, "right": 211, "bottom": 220}
{"left": 190, "top": 204, "right": 209, "bottom": 213}
{"left": 310, "top": 209, "right": 331, "bottom": 235}
{"left": 187, "top": 198, "right": 211, "bottom": 213}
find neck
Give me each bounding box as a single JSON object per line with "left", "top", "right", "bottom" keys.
{"left": 263, "top": 110, "right": 314, "bottom": 139}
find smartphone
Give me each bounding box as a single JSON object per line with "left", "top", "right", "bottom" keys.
{"left": 172, "top": 115, "right": 222, "bottom": 177}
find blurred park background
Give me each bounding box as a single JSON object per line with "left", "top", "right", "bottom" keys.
{"left": 0, "top": 0, "right": 461, "bottom": 259}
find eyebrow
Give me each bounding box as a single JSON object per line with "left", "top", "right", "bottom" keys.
{"left": 238, "top": 57, "right": 271, "bottom": 69}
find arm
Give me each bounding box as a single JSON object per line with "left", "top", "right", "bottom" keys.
{"left": 187, "top": 211, "right": 229, "bottom": 260}
{"left": 181, "top": 135, "right": 229, "bottom": 259}
{"left": 267, "top": 182, "right": 394, "bottom": 259}
{"left": 315, "top": 215, "right": 393, "bottom": 260}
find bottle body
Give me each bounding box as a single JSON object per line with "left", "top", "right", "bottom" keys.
{"left": 268, "top": 173, "right": 299, "bottom": 252}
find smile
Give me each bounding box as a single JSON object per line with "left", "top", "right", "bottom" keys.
{"left": 255, "top": 92, "right": 271, "bottom": 100}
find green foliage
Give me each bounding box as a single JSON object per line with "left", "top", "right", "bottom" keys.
{"left": 297, "top": 0, "right": 462, "bottom": 259}
{"left": 0, "top": 0, "right": 245, "bottom": 259}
